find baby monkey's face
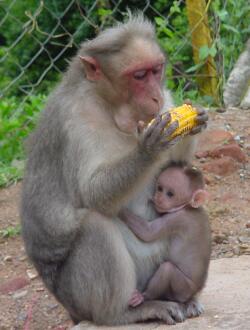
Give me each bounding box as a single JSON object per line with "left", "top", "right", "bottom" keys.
{"left": 153, "top": 168, "right": 192, "bottom": 213}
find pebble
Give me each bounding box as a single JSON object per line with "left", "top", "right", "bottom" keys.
{"left": 13, "top": 290, "right": 28, "bottom": 300}
{"left": 233, "top": 246, "right": 240, "bottom": 255}
{"left": 4, "top": 255, "right": 12, "bottom": 262}
{"left": 238, "top": 236, "right": 250, "bottom": 244}
{"left": 239, "top": 244, "right": 250, "bottom": 255}
{"left": 47, "top": 303, "right": 59, "bottom": 311}
{"left": 17, "top": 312, "right": 27, "bottom": 322}
{"left": 26, "top": 269, "right": 38, "bottom": 280}
{"left": 246, "top": 222, "right": 250, "bottom": 229}
{"left": 36, "top": 287, "right": 45, "bottom": 292}
{"left": 213, "top": 233, "right": 228, "bottom": 244}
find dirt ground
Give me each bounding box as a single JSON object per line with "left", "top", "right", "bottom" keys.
{"left": 0, "top": 107, "right": 250, "bottom": 330}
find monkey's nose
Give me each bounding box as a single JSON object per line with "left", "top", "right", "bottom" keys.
{"left": 152, "top": 96, "right": 163, "bottom": 110}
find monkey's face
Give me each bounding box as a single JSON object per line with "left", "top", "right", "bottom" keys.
{"left": 153, "top": 168, "right": 192, "bottom": 213}
{"left": 119, "top": 38, "right": 166, "bottom": 123}
{"left": 126, "top": 62, "right": 165, "bottom": 122}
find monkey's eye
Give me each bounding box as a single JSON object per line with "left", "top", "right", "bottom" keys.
{"left": 152, "top": 64, "right": 163, "bottom": 75}
{"left": 157, "top": 185, "right": 163, "bottom": 192}
{"left": 133, "top": 70, "right": 147, "bottom": 80}
{"left": 166, "top": 191, "right": 174, "bottom": 198}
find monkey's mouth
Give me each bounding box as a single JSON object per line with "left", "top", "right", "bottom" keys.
{"left": 153, "top": 202, "right": 168, "bottom": 214}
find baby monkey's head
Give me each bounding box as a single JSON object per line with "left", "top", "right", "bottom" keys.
{"left": 153, "top": 163, "right": 208, "bottom": 214}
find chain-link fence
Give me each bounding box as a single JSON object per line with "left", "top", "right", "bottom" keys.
{"left": 1, "top": 0, "right": 248, "bottom": 105}
{"left": 0, "top": 0, "right": 249, "bottom": 186}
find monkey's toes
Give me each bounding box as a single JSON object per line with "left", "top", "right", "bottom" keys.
{"left": 166, "top": 301, "right": 186, "bottom": 323}
{"left": 185, "top": 299, "right": 204, "bottom": 318}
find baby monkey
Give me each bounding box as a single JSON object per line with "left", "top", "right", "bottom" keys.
{"left": 120, "top": 163, "right": 211, "bottom": 307}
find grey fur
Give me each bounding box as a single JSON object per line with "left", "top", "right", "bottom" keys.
{"left": 21, "top": 15, "right": 199, "bottom": 325}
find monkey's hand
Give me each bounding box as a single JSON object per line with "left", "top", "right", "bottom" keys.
{"left": 190, "top": 107, "right": 208, "bottom": 135}
{"left": 138, "top": 114, "right": 181, "bottom": 155}
{"left": 184, "top": 100, "right": 208, "bottom": 136}
{"left": 128, "top": 290, "right": 145, "bottom": 307}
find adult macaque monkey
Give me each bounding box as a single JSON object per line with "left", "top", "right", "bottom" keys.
{"left": 21, "top": 14, "right": 208, "bottom": 325}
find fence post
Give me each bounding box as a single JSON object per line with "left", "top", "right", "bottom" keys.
{"left": 186, "top": 0, "right": 219, "bottom": 104}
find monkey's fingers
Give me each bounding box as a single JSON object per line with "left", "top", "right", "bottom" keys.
{"left": 183, "top": 98, "right": 192, "bottom": 106}
{"left": 161, "top": 135, "right": 182, "bottom": 149}
{"left": 144, "top": 115, "right": 161, "bottom": 138}
{"left": 190, "top": 123, "right": 207, "bottom": 136}
{"left": 161, "top": 120, "right": 179, "bottom": 141}
{"left": 149, "top": 113, "right": 171, "bottom": 143}
{"left": 128, "top": 290, "right": 144, "bottom": 307}
{"left": 137, "top": 121, "right": 145, "bottom": 134}
{"left": 167, "top": 301, "right": 186, "bottom": 323}
{"left": 196, "top": 112, "right": 208, "bottom": 125}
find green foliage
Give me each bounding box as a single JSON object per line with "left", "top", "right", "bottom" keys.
{"left": 211, "top": 0, "right": 250, "bottom": 80}
{"left": 0, "top": 225, "right": 21, "bottom": 238}
{"left": 0, "top": 94, "right": 46, "bottom": 186}
{"left": 0, "top": 0, "right": 249, "bottom": 186}
{"left": 0, "top": 0, "right": 102, "bottom": 97}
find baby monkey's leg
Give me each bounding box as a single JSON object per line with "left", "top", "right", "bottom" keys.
{"left": 143, "top": 261, "right": 197, "bottom": 303}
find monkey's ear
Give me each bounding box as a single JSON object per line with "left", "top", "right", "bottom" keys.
{"left": 79, "top": 56, "right": 102, "bottom": 81}
{"left": 190, "top": 189, "right": 209, "bottom": 208}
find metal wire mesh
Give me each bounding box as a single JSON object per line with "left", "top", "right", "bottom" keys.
{"left": 0, "top": 0, "right": 248, "bottom": 103}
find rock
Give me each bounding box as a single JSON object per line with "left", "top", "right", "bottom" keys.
{"left": 239, "top": 244, "right": 250, "bottom": 255}
{"left": 223, "top": 39, "right": 250, "bottom": 107}
{"left": 245, "top": 229, "right": 250, "bottom": 237}
{"left": 197, "top": 129, "right": 235, "bottom": 155}
{"left": 19, "top": 255, "right": 27, "bottom": 262}
{"left": 36, "top": 287, "right": 45, "bottom": 292}
{"left": 26, "top": 269, "right": 38, "bottom": 280}
{"left": 213, "top": 233, "right": 227, "bottom": 244}
{"left": 233, "top": 246, "right": 240, "bottom": 255}
{"left": 0, "top": 277, "right": 29, "bottom": 294}
{"left": 215, "top": 108, "right": 227, "bottom": 113}
{"left": 240, "top": 86, "right": 250, "bottom": 109}
{"left": 209, "top": 144, "right": 247, "bottom": 163}
{"left": 3, "top": 255, "right": 12, "bottom": 262}
{"left": 202, "top": 157, "right": 239, "bottom": 175}
{"left": 47, "top": 303, "right": 59, "bottom": 312}
{"left": 238, "top": 236, "right": 250, "bottom": 244}
{"left": 13, "top": 290, "right": 28, "bottom": 300}
{"left": 246, "top": 222, "right": 250, "bottom": 229}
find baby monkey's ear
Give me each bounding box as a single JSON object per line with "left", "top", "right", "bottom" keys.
{"left": 190, "top": 189, "right": 209, "bottom": 208}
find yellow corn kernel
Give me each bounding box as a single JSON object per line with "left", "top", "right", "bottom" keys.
{"left": 149, "top": 104, "right": 198, "bottom": 138}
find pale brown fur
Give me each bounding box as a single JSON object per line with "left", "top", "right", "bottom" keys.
{"left": 121, "top": 164, "right": 211, "bottom": 308}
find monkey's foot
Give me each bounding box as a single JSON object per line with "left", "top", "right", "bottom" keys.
{"left": 128, "top": 290, "right": 144, "bottom": 307}
{"left": 184, "top": 298, "right": 204, "bottom": 318}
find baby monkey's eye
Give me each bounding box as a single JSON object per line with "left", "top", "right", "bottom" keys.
{"left": 157, "top": 185, "right": 163, "bottom": 192}
{"left": 166, "top": 191, "right": 174, "bottom": 198}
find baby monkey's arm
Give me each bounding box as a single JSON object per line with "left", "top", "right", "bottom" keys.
{"left": 119, "top": 208, "right": 169, "bottom": 242}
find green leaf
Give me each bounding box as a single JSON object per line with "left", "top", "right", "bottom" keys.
{"left": 185, "top": 62, "right": 204, "bottom": 73}
{"left": 223, "top": 24, "right": 240, "bottom": 34}
{"left": 199, "top": 46, "right": 210, "bottom": 60}
{"left": 170, "top": 1, "right": 181, "bottom": 14}
{"left": 209, "top": 44, "right": 217, "bottom": 58}
{"left": 217, "top": 9, "right": 228, "bottom": 21}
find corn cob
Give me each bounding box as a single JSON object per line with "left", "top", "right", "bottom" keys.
{"left": 149, "top": 104, "right": 198, "bottom": 138}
